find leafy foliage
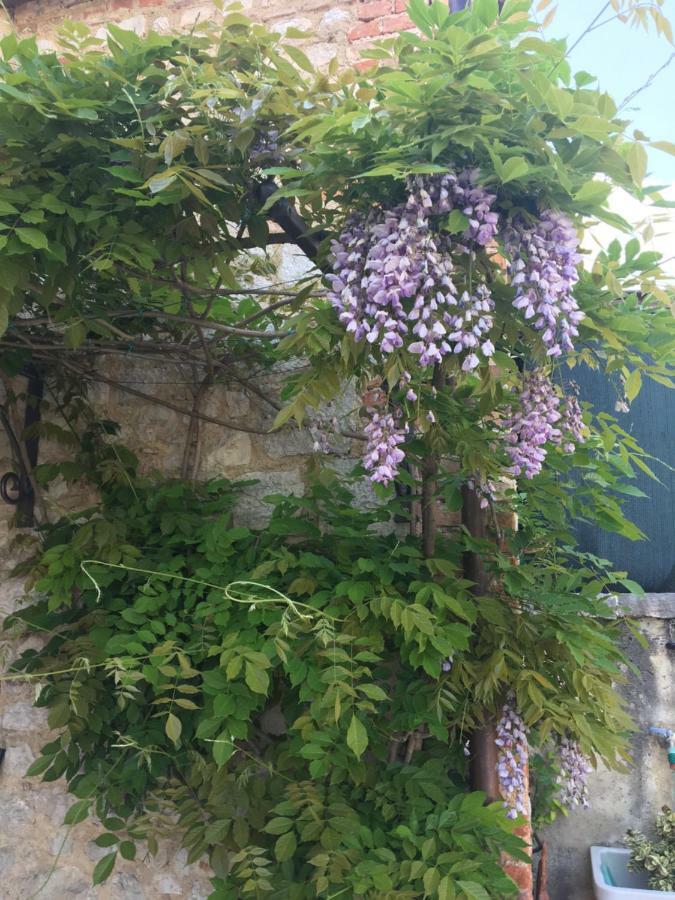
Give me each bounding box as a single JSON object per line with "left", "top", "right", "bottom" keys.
{"left": 11, "top": 474, "right": 530, "bottom": 897}
{"left": 1, "top": 0, "right": 674, "bottom": 896}
{"left": 626, "top": 807, "right": 675, "bottom": 892}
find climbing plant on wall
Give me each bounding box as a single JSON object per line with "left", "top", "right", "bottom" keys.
{"left": 1, "top": 1, "right": 675, "bottom": 897}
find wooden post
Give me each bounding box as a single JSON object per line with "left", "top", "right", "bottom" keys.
{"left": 462, "top": 482, "right": 533, "bottom": 899}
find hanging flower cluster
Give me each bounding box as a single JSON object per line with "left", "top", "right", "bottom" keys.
{"left": 328, "top": 169, "right": 587, "bottom": 486}
{"left": 559, "top": 386, "right": 584, "bottom": 454}
{"left": 556, "top": 737, "right": 592, "bottom": 810}
{"left": 408, "top": 168, "right": 499, "bottom": 249}
{"left": 506, "top": 210, "right": 584, "bottom": 358}
{"left": 363, "top": 409, "right": 408, "bottom": 485}
{"left": 495, "top": 701, "right": 530, "bottom": 819}
{"left": 327, "top": 168, "right": 498, "bottom": 373}
{"left": 503, "top": 370, "right": 585, "bottom": 479}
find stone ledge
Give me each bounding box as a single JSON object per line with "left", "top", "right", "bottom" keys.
{"left": 606, "top": 593, "right": 675, "bottom": 619}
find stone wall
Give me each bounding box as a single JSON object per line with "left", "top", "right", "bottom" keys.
{"left": 541, "top": 598, "right": 675, "bottom": 900}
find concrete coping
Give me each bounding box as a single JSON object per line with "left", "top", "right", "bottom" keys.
{"left": 605, "top": 593, "right": 675, "bottom": 619}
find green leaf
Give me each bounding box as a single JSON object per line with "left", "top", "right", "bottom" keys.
{"left": 92, "top": 852, "right": 117, "bottom": 885}
{"left": 500, "top": 156, "right": 529, "bottom": 183}
{"left": 147, "top": 172, "right": 178, "bottom": 194}
{"left": 346, "top": 713, "right": 368, "bottom": 759}
{"left": 627, "top": 142, "right": 647, "bottom": 187}
{"left": 624, "top": 369, "right": 642, "bottom": 402}
{"left": 473, "top": 0, "right": 499, "bottom": 26}
{"left": 457, "top": 882, "right": 490, "bottom": 900}
{"left": 94, "top": 833, "right": 119, "bottom": 848}
{"left": 245, "top": 661, "right": 269, "bottom": 695}
{"left": 445, "top": 209, "right": 470, "bottom": 234}
{"left": 213, "top": 731, "right": 235, "bottom": 767}
{"left": 165, "top": 712, "right": 182, "bottom": 746}
{"left": 25, "top": 756, "right": 53, "bottom": 777}
{"left": 119, "top": 841, "right": 136, "bottom": 861}
{"left": 284, "top": 45, "right": 314, "bottom": 74}
{"left": 264, "top": 817, "right": 294, "bottom": 835}
{"left": 439, "top": 875, "right": 456, "bottom": 900}
{"left": 63, "top": 799, "right": 91, "bottom": 825}
{"left": 274, "top": 831, "right": 297, "bottom": 863}
{"left": 650, "top": 140, "right": 675, "bottom": 157}
{"left": 65, "top": 322, "right": 86, "bottom": 349}
{"left": 15, "top": 227, "right": 48, "bottom": 250}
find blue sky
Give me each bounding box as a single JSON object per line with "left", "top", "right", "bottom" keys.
{"left": 542, "top": 0, "right": 675, "bottom": 184}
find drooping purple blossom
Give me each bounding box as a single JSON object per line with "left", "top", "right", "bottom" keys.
{"left": 327, "top": 168, "right": 499, "bottom": 374}
{"left": 503, "top": 370, "right": 586, "bottom": 479}
{"left": 363, "top": 409, "right": 407, "bottom": 486}
{"left": 559, "top": 384, "right": 584, "bottom": 454}
{"left": 556, "top": 737, "right": 592, "bottom": 810}
{"left": 408, "top": 168, "right": 500, "bottom": 248}
{"left": 444, "top": 283, "right": 495, "bottom": 372}
{"left": 467, "top": 476, "right": 499, "bottom": 510}
{"left": 495, "top": 701, "right": 530, "bottom": 819}
{"left": 503, "top": 371, "right": 563, "bottom": 479}
{"left": 506, "top": 210, "right": 584, "bottom": 357}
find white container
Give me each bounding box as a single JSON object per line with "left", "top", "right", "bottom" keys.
{"left": 591, "top": 846, "right": 675, "bottom": 899}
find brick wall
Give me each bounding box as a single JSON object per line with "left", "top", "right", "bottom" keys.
{"left": 4, "top": 0, "right": 420, "bottom": 68}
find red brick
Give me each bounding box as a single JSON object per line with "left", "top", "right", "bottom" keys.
{"left": 355, "top": 58, "right": 379, "bottom": 72}
{"left": 503, "top": 861, "right": 533, "bottom": 893}
{"left": 110, "top": 0, "right": 135, "bottom": 9}
{"left": 139, "top": 0, "right": 160, "bottom": 7}
{"left": 358, "top": 0, "right": 391, "bottom": 21}
{"left": 348, "top": 19, "right": 380, "bottom": 41}
{"left": 380, "top": 12, "right": 413, "bottom": 34}
{"left": 394, "top": 0, "right": 409, "bottom": 11}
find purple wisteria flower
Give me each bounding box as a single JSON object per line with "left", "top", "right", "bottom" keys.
{"left": 503, "top": 370, "right": 586, "bottom": 479}
{"left": 506, "top": 210, "right": 584, "bottom": 357}
{"left": 495, "top": 701, "right": 530, "bottom": 819}
{"left": 327, "top": 168, "right": 499, "bottom": 374}
{"left": 556, "top": 737, "right": 592, "bottom": 810}
{"left": 559, "top": 384, "right": 584, "bottom": 454}
{"left": 408, "top": 168, "right": 500, "bottom": 248}
{"left": 363, "top": 409, "right": 407, "bottom": 486}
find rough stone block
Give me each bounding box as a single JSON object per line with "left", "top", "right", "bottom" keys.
{"left": 319, "top": 8, "right": 351, "bottom": 36}
{"left": 151, "top": 15, "right": 173, "bottom": 32}
{"left": 306, "top": 41, "right": 338, "bottom": 68}
{"left": 111, "top": 872, "right": 146, "bottom": 900}
{"left": 261, "top": 427, "right": 314, "bottom": 459}
{"left": 153, "top": 874, "right": 183, "bottom": 895}
{"left": 117, "top": 15, "right": 148, "bottom": 35}
{"left": 203, "top": 431, "right": 253, "bottom": 471}
{"left": 0, "top": 742, "right": 35, "bottom": 778}
{"left": 0, "top": 702, "right": 47, "bottom": 732}
{"left": 233, "top": 468, "right": 304, "bottom": 527}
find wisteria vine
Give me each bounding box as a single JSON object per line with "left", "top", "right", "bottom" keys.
{"left": 326, "top": 167, "right": 587, "bottom": 486}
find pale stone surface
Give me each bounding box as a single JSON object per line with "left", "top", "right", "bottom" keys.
{"left": 233, "top": 467, "right": 304, "bottom": 527}
{"left": 541, "top": 617, "right": 675, "bottom": 900}
{"left": 117, "top": 15, "right": 147, "bottom": 36}
{"left": 203, "top": 430, "right": 252, "bottom": 471}
{"left": 319, "top": 8, "right": 351, "bottom": 37}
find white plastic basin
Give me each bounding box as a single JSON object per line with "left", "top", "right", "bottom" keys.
{"left": 591, "top": 846, "right": 675, "bottom": 899}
